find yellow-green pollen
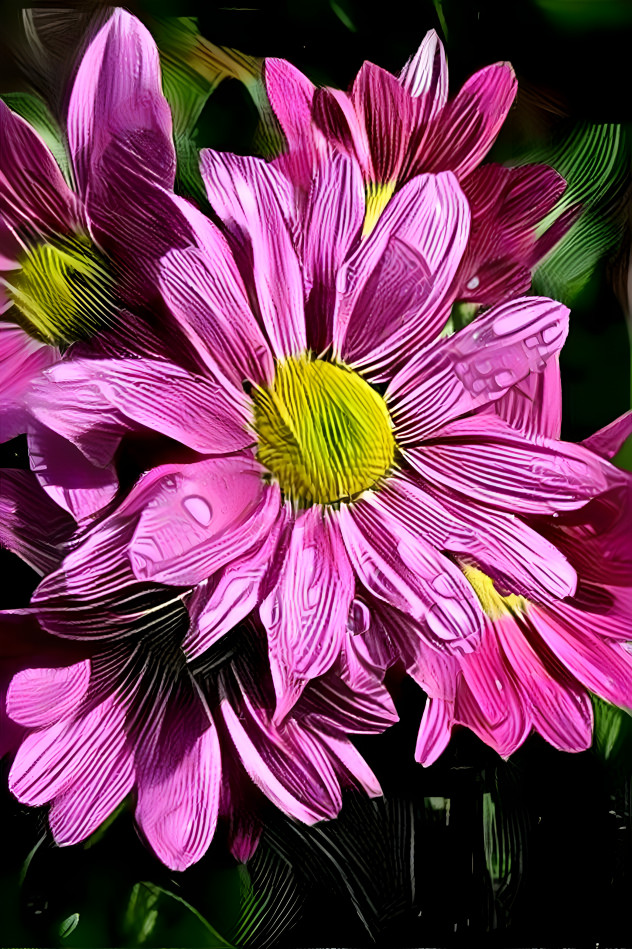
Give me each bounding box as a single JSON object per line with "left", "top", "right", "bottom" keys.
{"left": 6, "top": 233, "right": 115, "bottom": 346}
{"left": 363, "top": 181, "right": 397, "bottom": 237}
{"left": 462, "top": 564, "right": 528, "bottom": 621}
{"left": 252, "top": 354, "right": 396, "bottom": 506}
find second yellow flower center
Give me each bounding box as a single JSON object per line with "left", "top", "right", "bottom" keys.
{"left": 252, "top": 355, "right": 396, "bottom": 506}
{"left": 462, "top": 565, "right": 528, "bottom": 620}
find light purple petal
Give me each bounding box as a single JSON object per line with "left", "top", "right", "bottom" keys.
{"left": 302, "top": 151, "right": 364, "bottom": 350}
{"left": 399, "top": 30, "right": 448, "bottom": 112}
{"left": 9, "top": 692, "right": 127, "bottom": 806}
{"left": 415, "top": 697, "right": 453, "bottom": 766}
{"left": 49, "top": 747, "right": 135, "bottom": 845}
{"left": 312, "top": 86, "right": 373, "bottom": 178}
{"left": 0, "top": 100, "right": 79, "bottom": 232}
{"left": 67, "top": 9, "right": 175, "bottom": 196}
{"left": 129, "top": 458, "right": 280, "bottom": 586}
{"left": 389, "top": 296, "right": 569, "bottom": 443}
{"left": 337, "top": 498, "right": 483, "bottom": 652}
{"left": 0, "top": 324, "right": 58, "bottom": 442}
{"left": 29, "top": 356, "right": 250, "bottom": 464}
{"left": 200, "top": 149, "right": 306, "bottom": 360}
{"left": 7, "top": 661, "right": 91, "bottom": 728}
{"left": 334, "top": 171, "right": 470, "bottom": 375}
{"left": 184, "top": 516, "right": 285, "bottom": 660}
{"left": 260, "top": 509, "right": 355, "bottom": 721}
{"left": 220, "top": 692, "right": 342, "bottom": 824}
{"left": 583, "top": 410, "right": 632, "bottom": 460}
{"left": 487, "top": 357, "right": 562, "bottom": 440}
{"left": 263, "top": 58, "right": 323, "bottom": 190}
{"left": 406, "top": 413, "right": 612, "bottom": 514}
{"left": 320, "top": 732, "right": 382, "bottom": 797}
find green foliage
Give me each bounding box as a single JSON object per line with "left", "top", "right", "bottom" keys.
{"left": 123, "top": 882, "right": 234, "bottom": 949}
{"left": 592, "top": 695, "right": 632, "bottom": 770}
{"left": 0, "top": 91, "right": 72, "bottom": 185}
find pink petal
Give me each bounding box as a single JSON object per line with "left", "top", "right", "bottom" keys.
{"left": 160, "top": 242, "right": 274, "bottom": 389}
{"left": 67, "top": 9, "right": 175, "bottom": 195}
{"left": 0, "top": 324, "right": 58, "bottom": 442}
{"left": 0, "top": 467, "right": 74, "bottom": 575}
{"left": 334, "top": 171, "right": 470, "bottom": 375}
{"left": 220, "top": 692, "right": 342, "bottom": 823}
{"left": 312, "top": 86, "right": 373, "bottom": 178}
{"left": 494, "top": 613, "right": 593, "bottom": 752}
{"left": 337, "top": 498, "right": 483, "bottom": 651}
{"left": 407, "top": 413, "right": 612, "bottom": 514}
{"left": 7, "top": 661, "right": 91, "bottom": 728}
{"left": 532, "top": 603, "right": 632, "bottom": 710}
{"left": 135, "top": 691, "right": 221, "bottom": 871}
{"left": 351, "top": 61, "right": 420, "bottom": 183}
{"left": 487, "top": 357, "right": 562, "bottom": 440}
{"left": 419, "top": 62, "right": 517, "bottom": 179}
{"left": 583, "top": 411, "right": 632, "bottom": 460}
{"left": 0, "top": 100, "right": 79, "bottom": 232}
{"left": 320, "top": 732, "right": 382, "bottom": 797}
{"left": 383, "top": 471, "right": 577, "bottom": 601}
{"left": 302, "top": 151, "right": 364, "bottom": 350}
{"left": 415, "top": 697, "right": 453, "bottom": 766}
{"left": 200, "top": 150, "right": 306, "bottom": 360}
{"left": 9, "top": 692, "right": 128, "bottom": 806}
{"left": 49, "top": 747, "right": 135, "bottom": 845}
{"left": 183, "top": 515, "right": 286, "bottom": 660}
{"left": 263, "top": 58, "right": 322, "bottom": 190}
{"left": 28, "top": 420, "right": 118, "bottom": 520}
{"left": 129, "top": 458, "right": 280, "bottom": 586}
{"left": 389, "top": 296, "right": 569, "bottom": 443}
{"left": 260, "top": 509, "right": 355, "bottom": 720}
{"left": 30, "top": 356, "right": 250, "bottom": 464}
{"left": 299, "top": 661, "right": 398, "bottom": 735}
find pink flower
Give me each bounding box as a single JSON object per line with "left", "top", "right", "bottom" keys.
{"left": 264, "top": 33, "right": 576, "bottom": 303}
{"left": 0, "top": 10, "right": 203, "bottom": 519}
{"left": 27, "top": 149, "right": 614, "bottom": 734}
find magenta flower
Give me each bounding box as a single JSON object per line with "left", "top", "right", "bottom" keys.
{"left": 0, "top": 9, "right": 197, "bottom": 518}
{"left": 4, "top": 470, "right": 396, "bottom": 869}
{"left": 26, "top": 148, "right": 614, "bottom": 732}
{"left": 264, "top": 32, "right": 576, "bottom": 302}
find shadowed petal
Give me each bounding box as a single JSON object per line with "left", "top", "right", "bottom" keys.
{"left": 67, "top": 8, "right": 175, "bottom": 195}
{"left": 0, "top": 100, "right": 78, "bottom": 233}
{"left": 334, "top": 171, "right": 470, "bottom": 374}
{"left": 264, "top": 58, "right": 322, "bottom": 190}
{"left": 0, "top": 468, "right": 74, "bottom": 575}
{"left": 0, "top": 324, "right": 58, "bottom": 442}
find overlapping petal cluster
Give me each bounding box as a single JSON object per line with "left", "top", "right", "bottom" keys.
{"left": 0, "top": 8, "right": 630, "bottom": 873}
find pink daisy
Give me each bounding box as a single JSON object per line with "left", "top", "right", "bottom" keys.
{"left": 25, "top": 148, "right": 615, "bottom": 733}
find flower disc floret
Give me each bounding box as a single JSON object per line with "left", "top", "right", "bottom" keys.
{"left": 7, "top": 234, "right": 115, "bottom": 346}
{"left": 252, "top": 354, "right": 396, "bottom": 506}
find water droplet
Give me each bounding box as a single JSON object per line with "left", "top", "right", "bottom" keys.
{"left": 182, "top": 495, "right": 213, "bottom": 526}
{"left": 466, "top": 275, "right": 480, "bottom": 290}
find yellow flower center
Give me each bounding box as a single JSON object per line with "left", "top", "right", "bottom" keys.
{"left": 252, "top": 354, "right": 396, "bottom": 506}
{"left": 362, "top": 181, "right": 396, "bottom": 237}
{"left": 6, "top": 234, "right": 115, "bottom": 346}
{"left": 462, "top": 565, "right": 528, "bottom": 620}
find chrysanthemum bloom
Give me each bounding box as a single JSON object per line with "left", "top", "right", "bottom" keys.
{"left": 0, "top": 9, "right": 203, "bottom": 518}
{"left": 27, "top": 149, "right": 616, "bottom": 727}
{"left": 4, "top": 473, "right": 396, "bottom": 870}
{"left": 348, "top": 373, "right": 632, "bottom": 763}
{"left": 263, "top": 31, "right": 576, "bottom": 303}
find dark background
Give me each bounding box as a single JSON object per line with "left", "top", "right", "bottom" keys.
{"left": 1, "top": 0, "right": 632, "bottom": 945}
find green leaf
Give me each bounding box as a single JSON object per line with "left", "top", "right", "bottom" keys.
{"left": 592, "top": 695, "right": 632, "bottom": 768}
{"left": 527, "top": 123, "right": 629, "bottom": 306}
{"left": 123, "top": 881, "right": 234, "bottom": 949}
{"left": 59, "top": 913, "right": 80, "bottom": 939}
{"left": 1, "top": 91, "right": 72, "bottom": 186}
